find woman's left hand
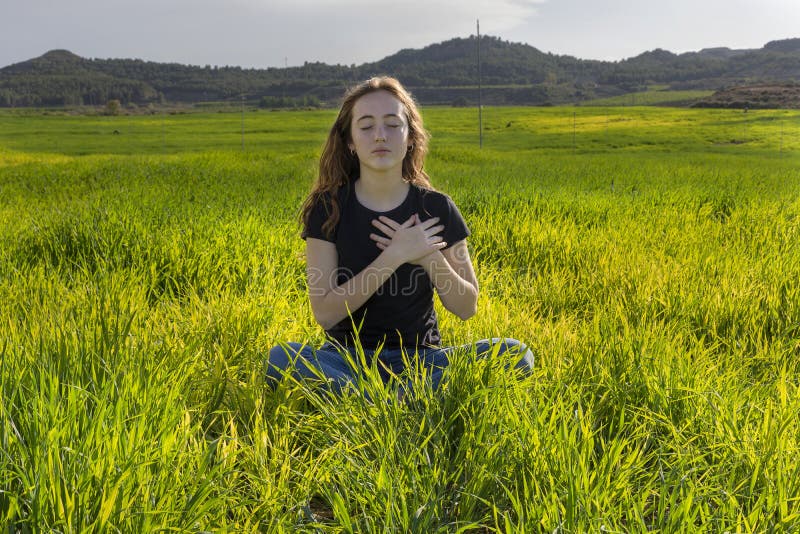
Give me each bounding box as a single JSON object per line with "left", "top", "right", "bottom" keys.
{"left": 370, "top": 214, "right": 446, "bottom": 264}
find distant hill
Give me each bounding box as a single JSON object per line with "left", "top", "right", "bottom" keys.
{"left": 692, "top": 83, "right": 800, "bottom": 109}
{"left": 2, "top": 36, "right": 800, "bottom": 108}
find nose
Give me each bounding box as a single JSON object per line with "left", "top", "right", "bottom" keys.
{"left": 375, "top": 125, "right": 387, "bottom": 141}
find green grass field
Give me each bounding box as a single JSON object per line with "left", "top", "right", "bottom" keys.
{"left": 582, "top": 89, "right": 715, "bottom": 107}
{"left": 1, "top": 106, "right": 799, "bottom": 532}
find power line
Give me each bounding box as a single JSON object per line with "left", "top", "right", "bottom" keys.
{"left": 477, "top": 19, "right": 483, "bottom": 149}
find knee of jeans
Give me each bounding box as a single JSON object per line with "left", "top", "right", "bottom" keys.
{"left": 513, "top": 346, "right": 535, "bottom": 374}
{"left": 266, "top": 342, "right": 305, "bottom": 383}
{"left": 419, "top": 348, "right": 449, "bottom": 369}
{"left": 502, "top": 339, "right": 535, "bottom": 374}
{"left": 491, "top": 338, "right": 535, "bottom": 374}
{"left": 480, "top": 337, "right": 525, "bottom": 355}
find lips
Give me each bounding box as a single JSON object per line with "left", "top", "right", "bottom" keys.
{"left": 372, "top": 148, "right": 390, "bottom": 155}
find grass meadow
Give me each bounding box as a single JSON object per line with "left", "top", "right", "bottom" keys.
{"left": 1, "top": 105, "right": 800, "bottom": 532}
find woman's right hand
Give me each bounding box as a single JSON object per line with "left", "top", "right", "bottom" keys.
{"left": 370, "top": 214, "right": 447, "bottom": 265}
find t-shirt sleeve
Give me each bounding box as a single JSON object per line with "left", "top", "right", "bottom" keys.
{"left": 301, "top": 194, "right": 336, "bottom": 243}
{"left": 423, "top": 192, "right": 470, "bottom": 249}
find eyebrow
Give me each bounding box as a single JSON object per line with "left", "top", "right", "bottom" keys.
{"left": 355, "top": 113, "right": 402, "bottom": 122}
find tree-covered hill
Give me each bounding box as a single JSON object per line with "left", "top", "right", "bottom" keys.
{"left": 1, "top": 36, "right": 799, "bottom": 108}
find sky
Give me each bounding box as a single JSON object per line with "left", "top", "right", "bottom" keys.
{"left": 2, "top": 0, "right": 799, "bottom": 69}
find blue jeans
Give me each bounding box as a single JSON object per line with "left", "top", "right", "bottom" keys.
{"left": 266, "top": 338, "right": 534, "bottom": 393}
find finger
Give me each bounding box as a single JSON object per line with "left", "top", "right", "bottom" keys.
{"left": 417, "top": 217, "right": 441, "bottom": 230}
{"left": 377, "top": 216, "right": 402, "bottom": 230}
{"left": 369, "top": 233, "right": 391, "bottom": 245}
{"left": 371, "top": 219, "right": 395, "bottom": 236}
{"left": 423, "top": 225, "right": 445, "bottom": 237}
{"left": 399, "top": 215, "right": 416, "bottom": 228}
{"left": 376, "top": 242, "right": 386, "bottom": 250}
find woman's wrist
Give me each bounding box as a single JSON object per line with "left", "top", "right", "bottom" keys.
{"left": 377, "top": 246, "right": 407, "bottom": 271}
{"left": 414, "top": 250, "right": 445, "bottom": 271}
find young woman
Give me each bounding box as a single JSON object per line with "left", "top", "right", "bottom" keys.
{"left": 267, "top": 76, "right": 533, "bottom": 393}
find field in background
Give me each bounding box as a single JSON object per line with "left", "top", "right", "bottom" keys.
{"left": 1, "top": 107, "right": 799, "bottom": 532}
{"left": 1, "top": 104, "right": 798, "bottom": 155}
{"left": 582, "top": 89, "right": 715, "bottom": 107}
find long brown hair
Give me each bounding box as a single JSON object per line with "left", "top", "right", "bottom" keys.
{"left": 300, "top": 76, "right": 432, "bottom": 239}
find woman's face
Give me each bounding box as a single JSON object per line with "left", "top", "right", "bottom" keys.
{"left": 348, "top": 90, "right": 410, "bottom": 176}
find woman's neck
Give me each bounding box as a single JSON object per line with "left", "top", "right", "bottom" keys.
{"left": 354, "top": 172, "right": 409, "bottom": 212}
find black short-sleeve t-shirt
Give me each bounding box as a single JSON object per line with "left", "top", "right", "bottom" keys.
{"left": 303, "top": 180, "right": 470, "bottom": 350}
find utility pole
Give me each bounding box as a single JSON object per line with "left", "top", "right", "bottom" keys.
{"left": 241, "top": 94, "right": 245, "bottom": 151}
{"left": 780, "top": 119, "right": 784, "bottom": 156}
{"left": 477, "top": 19, "right": 483, "bottom": 148}
{"left": 573, "top": 111, "right": 576, "bottom": 154}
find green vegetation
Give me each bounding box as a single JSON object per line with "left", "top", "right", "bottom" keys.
{"left": 583, "top": 89, "right": 715, "bottom": 107}
{"left": 3, "top": 37, "right": 800, "bottom": 107}
{"left": 1, "top": 106, "right": 799, "bottom": 531}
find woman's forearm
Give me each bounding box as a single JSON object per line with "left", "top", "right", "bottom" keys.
{"left": 311, "top": 250, "right": 404, "bottom": 330}
{"left": 417, "top": 251, "right": 478, "bottom": 320}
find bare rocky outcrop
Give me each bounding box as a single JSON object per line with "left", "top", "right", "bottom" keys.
{"left": 692, "top": 84, "right": 800, "bottom": 109}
